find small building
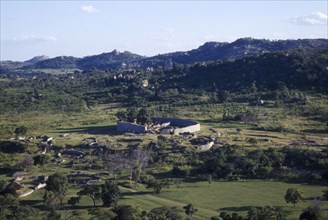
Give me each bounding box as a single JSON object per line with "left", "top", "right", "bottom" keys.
{"left": 7, "top": 181, "right": 23, "bottom": 191}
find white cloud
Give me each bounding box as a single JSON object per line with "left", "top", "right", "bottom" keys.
{"left": 81, "top": 5, "right": 99, "bottom": 13}
{"left": 12, "top": 35, "right": 57, "bottom": 43}
{"left": 291, "top": 11, "right": 328, "bottom": 25}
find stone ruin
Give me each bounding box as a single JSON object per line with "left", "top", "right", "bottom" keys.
{"left": 117, "top": 117, "right": 200, "bottom": 135}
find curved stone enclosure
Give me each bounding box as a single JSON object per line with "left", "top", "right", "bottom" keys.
{"left": 117, "top": 117, "right": 200, "bottom": 135}
{"left": 152, "top": 117, "right": 200, "bottom": 135}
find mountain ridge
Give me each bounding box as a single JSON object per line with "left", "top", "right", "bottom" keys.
{"left": 1, "top": 38, "right": 327, "bottom": 72}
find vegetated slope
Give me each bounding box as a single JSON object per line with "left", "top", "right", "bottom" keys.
{"left": 76, "top": 50, "right": 144, "bottom": 70}
{"left": 0, "top": 56, "right": 49, "bottom": 73}
{"left": 170, "top": 49, "right": 328, "bottom": 93}
{"left": 24, "top": 55, "right": 49, "bottom": 64}
{"left": 0, "top": 60, "right": 29, "bottom": 71}
{"left": 32, "top": 56, "right": 79, "bottom": 69}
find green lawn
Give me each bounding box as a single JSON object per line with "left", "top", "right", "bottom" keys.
{"left": 119, "top": 180, "right": 328, "bottom": 220}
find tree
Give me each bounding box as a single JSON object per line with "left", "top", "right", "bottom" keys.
{"left": 208, "top": 174, "right": 212, "bottom": 186}
{"left": 130, "top": 149, "right": 151, "bottom": 184}
{"left": 0, "top": 194, "right": 19, "bottom": 219}
{"left": 114, "top": 205, "right": 144, "bottom": 220}
{"left": 284, "top": 188, "right": 302, "bottom": 207}
{"left": 46, "top": 209, "right": 61, "bottom": 220}
{"left": 16, "top": 156, "right": 34, "bottom": 171}
{"left": 14, "top": 126, "right": 28, "bottom": 137}
{"left": 183, "top": 204, "right": 198, "bottom": 220}
{"left": 45, "top": 173, "right": 68, "bottom": 206}
{"left": 126, "top": 107, "right": 138, "bottom": 122}
{"left": 115, "top": 107, "right": 139, "bottom": 123}
{"left": 62, "top": 210, "right": 83, "bottom": 220}
{"left": 88, "top": 208, "right": 117, "bottom": 220}
{"left": 78, "top": 185, "right": 101, "bottom": 207}
{"left": 300, "top": 203, "right": 322, "bottom": 220}
{"left": 0, "top": 141, "right": 26, "bottom": 153}
{"left": 148, "top": 206, "right": 184, "bottom": 220}
{"left": 137, "top": 107, "right": 152, "bottom": 125}
{"left": 68, "top": 196, "right": 80, "bottom": 207}
{"left": 115, "top": 111, "right": 127, "bottom": 122}
{"left": 322, "top": 190, "right": 328, "bottom": 200}
{"left": 101, "top": 180, "right": 121, "bottom": 207}
{"left": 9, "top": 205, "right": 41, "bottom": 220}
{"left": 247, "top": 206, "right": 287, "bottom": 220}
{"left": 33, "top": 154, "right": 50, "bottom": 167}
{"left": 145, "top": 177, "right": 171, "bottom": 194}
{"left": 216, "top": 211, "right": 245, "bottom": 220}
{"left": 43, "top": 191, "right": 60, "bottom": 210}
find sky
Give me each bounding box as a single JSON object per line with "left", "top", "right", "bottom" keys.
{"left": 1, "top": 1, "right": 327, "bottom": 61}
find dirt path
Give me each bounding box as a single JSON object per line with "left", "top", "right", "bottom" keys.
{"left": 120, "top": 186, "right": 219, "bottom": 216}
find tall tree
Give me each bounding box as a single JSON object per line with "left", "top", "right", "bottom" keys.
{"left": 130, "top": 149, "right": 151, "bottom": 184}
{"left": 78, "top": 185, "right": 101, "bottom": 207}
{"left": 137, "top": 107, "right": 152, "bottom": 125}
{"left": 101, "top": 180, "right": 120, "bottom": 207}
{"left": 45, "top": 173, "right": 68, "bottom": 206}
{"left": 284, "top": 188, "right": 302, "bottom": 207}
{"left": 183, "top": 204, "right": 198, "bottom": 220}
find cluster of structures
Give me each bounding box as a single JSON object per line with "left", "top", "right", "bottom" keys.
{"left": 117, "top": 117, "right": 200, "bottom": 135}
{"left": 5, "top": 172, "right": 48, "bottom": 198}
{"left": 117, "top": 117, "right": 217, "bottom": 151}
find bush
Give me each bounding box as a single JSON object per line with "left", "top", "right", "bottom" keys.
{"left": 0, "top": 141, "right": 26, "bottom": 153}
{"left": 14, "top": 126, "right": 28, "bottom": 136}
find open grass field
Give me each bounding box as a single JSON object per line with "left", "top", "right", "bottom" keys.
{"left": 19, "top": 180, "right": 328, "bottom": 219}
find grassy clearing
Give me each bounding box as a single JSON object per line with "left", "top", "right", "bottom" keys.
{"left": 119, "top": 180, "right": 328, "bottom": 219}
{"left": 20, "top": 180, "right": 327, "bottom": 219}
{"left": 67, "top": 181, "right": 328, "bottom": 219}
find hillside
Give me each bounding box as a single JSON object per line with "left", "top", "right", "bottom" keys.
{"left": 1, "top": 48, "right": 327, "bottom": 116}
{"left": 77, "top": 50, "right": 144, "bottom": 70}
{"left": 174, "top": 49, "right": 328, "bottom": 93}
{"left": 25, "top": 55, "right": 49, "bottom": 64}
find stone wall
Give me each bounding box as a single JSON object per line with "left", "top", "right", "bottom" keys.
{"left": 117, "top": 121, "right": 146, "bottom": 134}
{"left": 117, "top": 117, "right": 200, "bottom": 135}
{"left": 153, "top": 117, "right": 200, "bottom": 135}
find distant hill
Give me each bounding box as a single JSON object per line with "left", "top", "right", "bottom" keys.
{"left": 1, "top": 38, "right": 327, "bottom": 72}
{"left": 25, "top": 55, "right": 49, "bottom": 64}
{"left": 77, "top": 50, "right": 144, "bottom": 70}
{"left": 143, "top": 38, "right": 328, "bottom": 66}
{"left": 32, "top": 56, "right": 79, "bottom": 69}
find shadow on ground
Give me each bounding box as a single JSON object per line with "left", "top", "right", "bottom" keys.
{"left": 56, "top": 125, "right": 119, "bottom": 135}
{"left": 219, "top": 206, "right": 254, "bottom": 212}
{"left": 121, "top": 191, "right": 151, "bottom": 196}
